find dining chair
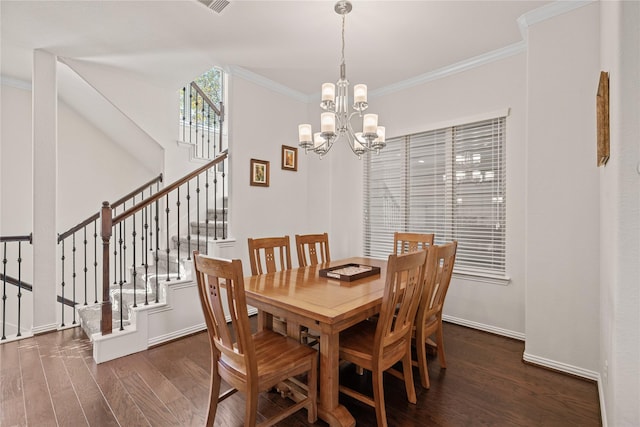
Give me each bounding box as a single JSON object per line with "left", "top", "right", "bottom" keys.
{"left": 247, "top": 235, "right": 293, "bottom": 335}
{"left": 247, "top": 235, "right": 293, "bottom": 275}
{"left": 413, "top": 241, "right": 457, "bottom": 389}
{"left": 294, "top": 232, "right": 330, "bottom": 345}
{"left": 338, "top": 250, "right": 428, "bottom": 427}
{"left": 295, "top": 232, "right": 331, "bottom": 267}
{"left": 193, "top": 251, "right": 317, "bottom": 427}
{"left": 393, "top": 231, "right": 435, "bottom": 255}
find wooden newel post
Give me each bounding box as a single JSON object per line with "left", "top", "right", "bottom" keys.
{"left": 100, "top": 201, "right": 113, "bottom": 335}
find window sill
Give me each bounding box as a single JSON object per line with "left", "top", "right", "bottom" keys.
{"left": 452, "top": 271, "right": 511, "bottom": 286}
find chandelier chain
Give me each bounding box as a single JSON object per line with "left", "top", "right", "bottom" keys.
{"left": 341, "top": 14, "right": 346, "bottom": 66}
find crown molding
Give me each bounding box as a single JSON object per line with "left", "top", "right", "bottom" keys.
{"left": 1, "top": 75, "right": 32, "bottom": 91}
{"left": 227, "top": 65, "right": 311, "bottom": 103}
{"left": 517, "top": 0, "right": 596, "bottom": 40}
{"left": 370, "top": 41, "right": 526, "bottom": 99}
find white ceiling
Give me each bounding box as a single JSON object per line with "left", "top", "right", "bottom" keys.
{"left": 1, "top": 0, "right": 550, "bottom": 97}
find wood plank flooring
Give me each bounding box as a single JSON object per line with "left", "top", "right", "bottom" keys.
{"left": 0, "top": 321, "right": 601, "bottom": 426}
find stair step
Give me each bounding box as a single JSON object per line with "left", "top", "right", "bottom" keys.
{"left": 171, "top": 235, "right": 210, "bottom": 253}
{"left": 189, "top": 221, "right": 226, "bottom": 237}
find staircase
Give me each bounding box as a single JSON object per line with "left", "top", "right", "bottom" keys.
{"left": 77, "top": 206, "right": 224, "bottom": 339}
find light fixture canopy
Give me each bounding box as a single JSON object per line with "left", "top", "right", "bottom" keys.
{"left": 297, "top": 0, "right": 386, "bottom": 159}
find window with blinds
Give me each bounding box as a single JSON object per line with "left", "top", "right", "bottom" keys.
{"left": 363, "top": 116, "right": 506, "bottom": 277}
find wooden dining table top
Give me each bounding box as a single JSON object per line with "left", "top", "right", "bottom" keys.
{"left": 244, "top": 256, "right": 388, "bottom": 328}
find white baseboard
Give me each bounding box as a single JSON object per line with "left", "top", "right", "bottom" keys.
{"left": 32, "top": 322, "right": 59, "bottom": 335}
{"left": 596, "top": 373, "right": 608, "bottom": 427}
{"left": 522, "top": 351, "right": 599, "bottom": 381}
{"left": 148, "top": 322, "right": 207, "bottom": 347}
{"left": 442, "top": 314, "right": 526, "bottom": 341}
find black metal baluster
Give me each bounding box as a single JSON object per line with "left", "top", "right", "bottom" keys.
{"left": 195, "top": 93, "right": 199, "bottom": 156}
{"left": 213, "top": 164, "right": 218, "bottom": 240}
{"left": 118, "top": 221, "right": 124, "bottom": 331}
{"left": 176, "top": 187, "right": 181, "bottom": 280}
{"left": 155, "top": 198, "right": 160, "bottom": 303}
{"left": 72, "top": 233, "right": 77, "bottom": 324}
{"left": 94, "top": 221, "right": 98, "bottom": 304}
{"left": 207, "top": 107, "right": 211, "bottom": 159}
{"left": 187, "top": 181, "right": 191, "bottom": 260}
{"left": 182, "top": 86, "right": 186, "bottom": 142}
{"left": 132, "top": 196, "right": 137, "bottom": 308}
{"left": 205, "top": 169, "right": 210, "bottom": 242}
{"left": 196, "top": 175, "right": 201, "bottom": 252}
{"left": 16, "top": 242, "right": 22, "bottom": 336}
{"left": 122, "top": 202, "right": 127, "bottom": 284}
{"left": 165, "top": 194, "right": 170, "bottom": 282}
{"left": 83, "top": 226, "right": 88, "bottom": 305}
{"left": 221, "top": 159, "right": 227, "bottom": 239}
{"left": 60, "top": 240, "right": 65, "bottom": 327}
{"left": 113, "top": 224, "right": 117, "bottom": 285}
{"left": 2, "top": 242, "right": 7, "bottom": 340}
{"left": 201, "top": 97, "right": 205, "bottom": 157}
{"left": 189, "top": 87, "right": 193, "bottom": 145}
{"left": 144, "top": 197, "right": 149, "bottom": 306}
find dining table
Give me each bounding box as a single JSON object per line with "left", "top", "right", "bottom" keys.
{"left": 244, "top": 256, "right": 388, "bottom": 427}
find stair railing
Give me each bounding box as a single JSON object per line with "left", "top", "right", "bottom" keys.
{"left": 180, "top": 81, "right": 224, "bottom": 160}
{"left": 56, "top": 173, "right": 163, "bottom": 328}
{"left": 100, "top": 150, "right": 228, "bottom": 335}
{"left": 1, "top": 234, "right": 32, "bottom": 340}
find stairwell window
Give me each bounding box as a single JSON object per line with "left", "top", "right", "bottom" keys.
{"left": 363, "top": 116, "right": 507, "bottom": 281}
{"left": 179, "top": 67, "right": 225, "bottom": 160}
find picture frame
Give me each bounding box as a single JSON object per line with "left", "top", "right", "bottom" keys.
{"left": 281, "top": 145, "right": 298, "bottom": 171}
{"left": 596, "top": 71, "right": 610, "bottom": 167}
{"left": 250, "top": 158, "right": 270, "bottom": 187}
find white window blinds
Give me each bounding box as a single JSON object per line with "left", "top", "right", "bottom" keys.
{"left": 363, "top": 116, "right": 506, "bottom": 277}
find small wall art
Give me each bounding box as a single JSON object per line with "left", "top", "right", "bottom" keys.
{"left": 281, "top": 145, "right": 298, "bottom": 171}
{"left": 250, "top": 158, "right": 270, "bottom": 187}
{"left": 596, "top": 71, "right": 610, "bottom": 167}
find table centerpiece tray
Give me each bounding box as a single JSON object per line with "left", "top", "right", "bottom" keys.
{"left": 319, "top": 263, "right": 381, "bottom": 282}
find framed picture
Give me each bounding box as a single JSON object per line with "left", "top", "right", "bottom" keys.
{"left": 250, "top": 159, "right": 269, "bottom": 187}
{"left": 281, "top": 145, "right": 298, "bottom": 171}
{"left": 596, "top": 71, "right": 610, "bottom": 167}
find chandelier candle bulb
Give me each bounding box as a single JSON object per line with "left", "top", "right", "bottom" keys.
{"left": 354, "top": 84, "right": 367, "bottom": 103}
{"left": 363, "top": 114, "right": 378, "bottom": 135}
{"left": 321, "top": 112, "right": 336, "bottom": 134}
{"left": 298, "top": 124, "right": 313, "bottom": 143}
{"left": 322, "top": 83, "right": 336, "bottom": 102}
{"left": 376, "top": 126, "right": 386, "bottom": 142}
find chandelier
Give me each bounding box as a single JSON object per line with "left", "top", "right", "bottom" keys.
{"left": 297, "top": 0, "right": 386, "bottom": 159}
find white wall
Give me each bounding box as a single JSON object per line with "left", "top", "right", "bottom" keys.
{"left": 524, "top": 3, "right": 600, "bottom": 374}
{"left": 328, "top": 52, "right": 528, "bottom": 338}
{"left": 224, "top": 74, "right": 318, "bottom": 274}
{"left": 600, "top": 1, "right": 640, "bottom": 425}
{"left": 0, "top": 81, "right": 159, "bottom": 233}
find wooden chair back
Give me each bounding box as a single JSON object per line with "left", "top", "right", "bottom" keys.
{"left": 418, "top": 241, "right": 457, "bottom": 328}
{"left": 194, "top": 251, "right": 318, "bottom": 425}
{"left": 393, "top": 232, "right": 435, "bottom": 255}
{"left": 375, "top": 250, "right": 428, "bottom": 361}
{"left": 247, "top": 235, "right": 292, "bottom": 275}
{"left": 413, "top": 241, "right": 457, "bottom": 389}
{"left": 194, "top": 252, "right": 256, "bottom": 381}
{"left": 295, "top": 233, "right": 331, "bottom": 267}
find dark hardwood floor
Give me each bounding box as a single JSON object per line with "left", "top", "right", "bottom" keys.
{"left": 0, "top": 321, "right": 601, "bottom": 426}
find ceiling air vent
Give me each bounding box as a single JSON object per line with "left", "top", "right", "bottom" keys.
{"left": 197, "top": 0, "right": 230, "bottom": 14}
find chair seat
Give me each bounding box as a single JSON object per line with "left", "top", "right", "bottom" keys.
{"left": 340, "top": 320, "right": 411, "bottom": 373}
{"left": 220, "top": 330, "right": 317, "bottom": 391}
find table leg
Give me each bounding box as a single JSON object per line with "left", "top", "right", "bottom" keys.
{"left": 256, "top": 309, "right": 273, "bottom": 331}
{"left": 317, "top": 330, "right": 355, "bottom": 427}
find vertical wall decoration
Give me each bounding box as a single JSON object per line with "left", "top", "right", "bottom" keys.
{"left": 596, "top": 71, "right": 610, "bottom": 167}
{"left": 281, "top": 145, "right": 298, "bottom": 171}
{"left": 250, "top": 159, "right": 270, "bottom": 187}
